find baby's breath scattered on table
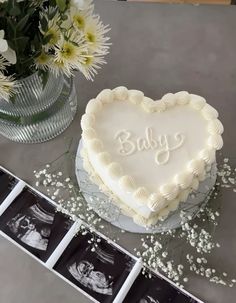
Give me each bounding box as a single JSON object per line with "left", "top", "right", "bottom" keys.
{"left": 33, "top": 155, "right": 236, "bottom": 288}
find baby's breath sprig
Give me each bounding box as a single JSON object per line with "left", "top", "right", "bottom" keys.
{"left": 33, "top": 151, "right": 236, "bottom": 289}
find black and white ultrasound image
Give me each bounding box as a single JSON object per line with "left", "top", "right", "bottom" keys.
{"left": 0, "top": 187, "right": 73, "bottom": 262}
{"left": 54, "top": 230, "right": 135, "bottom": 302}
{"left": 124, "top": 270, "right": 199, "bottom": 303}
{"left": 0, "top": 169, "right": 18, "bottom": 205}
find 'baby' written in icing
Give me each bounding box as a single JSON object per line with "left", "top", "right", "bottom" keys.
{"left": 115, "top": 127, "right": 185, "bottom": 165}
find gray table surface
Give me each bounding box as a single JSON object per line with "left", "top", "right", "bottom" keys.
{"left": 0, "top": 1, "right": 236, "bottom": 302}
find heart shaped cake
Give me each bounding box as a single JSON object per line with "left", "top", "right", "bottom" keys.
{"left": 80, "top": 87, "right": 223, "bottom": 226}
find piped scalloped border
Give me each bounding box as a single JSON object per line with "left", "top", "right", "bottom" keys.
{"left": 80, "top": 146, "right": 214, "bottom": 227}
{"left": 80, "top": 87, "right": 223, "bottom": 225}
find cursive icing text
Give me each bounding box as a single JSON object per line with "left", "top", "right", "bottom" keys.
{"left": 115, "top": 127, "right": 185, "bottom": 165}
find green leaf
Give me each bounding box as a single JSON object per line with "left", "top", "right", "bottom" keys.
{"left": 9, "top": 6, "right": 21, "bottom": 16}
{"left": 56, "top": 0, "right": 66, "bottom": 12}
{"left": 38, "top": 69, "right": 49, "bottom": 89}
{"left": 13, "top": 36, "right": 29, "bottom": 53}
{"left": 33, "top": 33, "right": 42, "bottom": 50}
{"left": 16, "top": 14, "right": 29, "bottom": 31}
{"left": 6, "top": 18, "right": 16, "bottom": 37}
{"left": 6, "top": 0, "right": 14, "bottom": 12}
{"left": 27, "top": 7, "right": 35, "bottom": 15}
{"left": 40, "top": 16, "right": 48, "bottom": 32}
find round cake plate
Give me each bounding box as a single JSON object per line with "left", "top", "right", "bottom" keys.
{"left": 75, "top": 140, "right": 217, "bottom": 234}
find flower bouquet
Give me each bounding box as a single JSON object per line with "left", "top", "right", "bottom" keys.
{"left": 0, "top": 0, "right": 110, "bottom": 143}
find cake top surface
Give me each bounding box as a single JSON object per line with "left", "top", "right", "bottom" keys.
{"left": 81, "top": 87, "right": 223, "bottom": 209}
{"left": 94, "top": 102, "right": 208, "bottom": 191}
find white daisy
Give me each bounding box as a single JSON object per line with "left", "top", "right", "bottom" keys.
{"left": 0, "top": 55, "right": 10, "bottom": 71}
{"left": 0, "top": 72, "right": 17, "bottom": 102}
{"left": 0, "top": 30, "right": 16, "bottom": 64}
{"left": 78, "top": 53, "right": 106, "bottom": 81}
{"left": 69, "top": 6, "right": 89, "bottom": 31}
{"left": 83, "top": 14, "right": 110, "bottom": 55}
{"left": 40, "top": 9, "right": 61, "bottom": 49}
{"left": 54, "top": 32, "right": 87, "bottom": 66}
{"left": 49, "top": 60, "right": 74, "bottom": 78}
{"left": 35, "top": 51, "right": 52, "bottom": 71}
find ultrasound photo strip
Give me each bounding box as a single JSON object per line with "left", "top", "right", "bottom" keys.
{"left": 0, "top": 167, "right": 138, "bottom": 263}
{"left": 113, "top": 258, "right": 143, "bottom": 303}
{"left": 0, "top": 168, "right": 19, "bottom": 205}
{"left": 0, "top": 187, "right": 74, "bottom": 263}
{"left": 53, "top": 227, "right": 139, "bottom": 303}
{"left": 134, "top": 265, "right": 204, "bottom": 303}
{"left": 0, "top": 179, "right": 25, "bottom": 216}
{"left": 0, "top": 166, "right": 141, "bottom": 303}
{"left": 0, "top": 166, "right": 203, "bottom": 303}
{"left": 46, "top": 219, "right": 83, "bottom": 269}
{"left": 47, "top": 224, "right": 142, "bottom": 302}
{"left": 46, "top": 222, "right": 142, "bottom": 303}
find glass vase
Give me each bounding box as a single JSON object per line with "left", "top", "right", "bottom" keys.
{"left": 0, "top": 72, "right": 77, "bottom": 143}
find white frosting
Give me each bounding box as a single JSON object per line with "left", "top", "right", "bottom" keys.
{"left": 199, "top": 149, "right": 215, "bottom": 165}
{"left": 154, "top": 100, "right": 166, "bottom": 112}
{"left": 208, "top": 134, "right": 223, "bottom": 150}
{"left": 168, "top": 199, "right": 179, "bottom": 211}
{"left": 97, "top": 152, "right": 111, "bottom": 166}
{"left": 160, "top": 183, "right": 179, "bottom": 200}
{"left": 175, "top": 91, "right": 190, "bottom": 105}
{"left": 201, "top": 104, "right": 219, "bottom": 120}
{"left": 115, "top": 127, "right": 185, "bottom": 165}
{"left": 161, "top": 93, "right": 176, "bottom": 108}
{"left": 158, "top": 208, "right": 169, "bottom": 219}
{"left": 133, "top": 187, "right": 149, "bottom": 203}
{"left": 133, "top": 214, "right": 147, "bottom": 226}
{"left": 107, "top": 162, "right": 123, "bottom": 179}
{"left": 190, "top": 94, "right": 206, "bottom": 110}
{"left": 198, "top": 170, "right": 206, "bottom": 182}
{"left": 88, "top": 138, "right": 103, "bottom": 153}
{"left": 155, "top": 133, "right": 185, "bottom": 165}
{"left": 96, "top": 89, "right": 114, "bottom": 103}
{"left": 82, "top": 128, "right": 97, "bottom": 140}
{"left": 174, "top": 171, "right": 193, "bottom": 189}
{"left": 128, "top": 90, "right": 144, "bottom": 104}
{"left": 81, "top": 114, "right": 95, "bottom": 130}
{"left": 208, "top": 119, "right": 224, "bottom": 135}
{"left": 187, "top": 159, "right": 205, "bottom": 176}
{"left": 142, "top": 97, "right": 156, "bottom": 112}
{"left": 113, "top": 86, "right": 129, "bottom": 101}
{"left": 179, "top": 189, "right": 191, "bottom": 203}
{"left": 81, "top": 88, "right": 223, "bottom": 226}
{"left": 85, "top": 98, "right": 102, "bottom": 114}
{"left": 147, "top": 192, "right": 167, "bottom": 211}
{"left": 119, "top": 175, "right": 136, "bottom": 192}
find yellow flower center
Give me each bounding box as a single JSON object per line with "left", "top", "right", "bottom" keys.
{"left": 84, "top": 56, "right": 93, "bottom": 66}
{"left": 73, "top": 15, "right": 85, "bottom": 29}
{"left": 37, "top": 52, "right": 50, "bottom": 65}
{"left": 3, "top": 85, "right": 11, "bottom": 92}
{"left": 60, "top": 42, "right": 77, "bottom": 60}
{"left": 86, "top": 32, "right": 96, "bottom": 43}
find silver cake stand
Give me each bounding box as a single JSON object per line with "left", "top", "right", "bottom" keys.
{"left": 75, "top": 140, "right": 217, "bottom": 234}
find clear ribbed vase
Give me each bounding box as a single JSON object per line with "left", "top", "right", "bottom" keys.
{"left": 0, "top": 72, "right": 77, "bottom": 143}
